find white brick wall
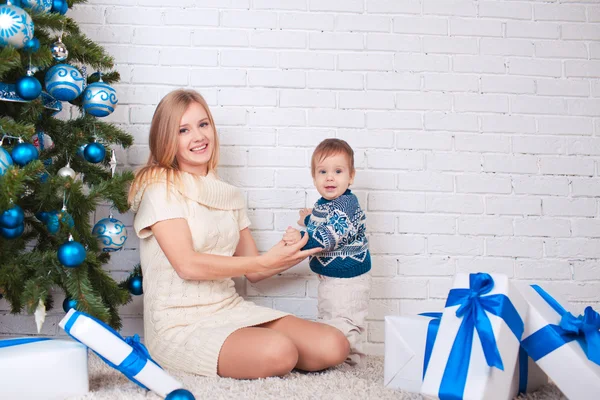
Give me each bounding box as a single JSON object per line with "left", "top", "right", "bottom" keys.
{"left": 2, "top": 0, "right": 600, "bottom": 356}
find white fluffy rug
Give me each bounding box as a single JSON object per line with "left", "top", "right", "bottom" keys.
{"left": 70, "top": 353, "right": 566, "bottom": 400}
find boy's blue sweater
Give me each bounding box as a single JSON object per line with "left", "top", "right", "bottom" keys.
{"left": 301, "top": 189, "right": 371, "bottom": 278}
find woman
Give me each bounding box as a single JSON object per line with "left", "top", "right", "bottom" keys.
{"left": 128, "top": 89, "right": 350, "bottom": 379}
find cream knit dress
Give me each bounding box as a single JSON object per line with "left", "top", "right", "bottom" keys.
{"left": 130, "top": 171, "right": 289, "bottom": 377}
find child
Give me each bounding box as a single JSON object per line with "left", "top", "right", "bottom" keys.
{"left": 283, "top": 138, "right": 371, "bottom": 366}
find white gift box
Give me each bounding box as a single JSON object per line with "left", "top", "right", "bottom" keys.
{"left": 384, "top": 314, "right": 439, "bottom": 393}
{"left": 518, "top": 283, "right": 600, "bottom": 400}
{"left": 59, "top": 309, "right": 183, "bottom": 398}
{"left": 0, "top": 337, "right": 89, "bottom": 400}
{"left": 384, "top": 314, "right": 547, "bottom": 397}
{"left": 421, "top": 273, "right": 528, "bottom": 400}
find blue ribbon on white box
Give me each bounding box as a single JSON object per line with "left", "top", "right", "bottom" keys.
{"left": 63, "top": 310, "right": 159, "bottom": 390}
{"left": 420, "top": 310, "right": 532, "bottom": 395}
{"left": 60, "top": 308, "right": 184, "bottom": 398}
{"left": 521, "top": 284, "right": 600, "bottom": 366}
{"left": 433, "top": 273, "right": 524, "bottom": 400}
{"left": 0, "top": 337, "right": 50, "bottom": 348}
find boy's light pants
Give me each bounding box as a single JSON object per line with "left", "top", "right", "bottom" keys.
{"left": 317, "top": 273, "right": 371, "bottom": 366}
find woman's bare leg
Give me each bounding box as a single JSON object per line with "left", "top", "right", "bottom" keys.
{"left": 259, "top": 315, "right": 350, "bottom": 371}
{"left": 217, "top": 326, "right": 299, "bottom": 379}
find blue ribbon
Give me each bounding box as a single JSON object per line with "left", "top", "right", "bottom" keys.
{"left": 518, "top": 346, "right": 528, "bottom": 394}
{"left": 436, "top": 273, "right": 524, "bottom": 400}
{"left": 420, "top": 309, "right": 531, "bottom": 395}
{"left": 0, "top": 337, "right": 50, "bottom": 348}
{"left": 521, "top": 284, "right": 600, "bottom": 367}
{"left": 63, "top": 310, "right": 162, "bottom": 390}
{"left": 419, "top": 312, "right": 443, "bottom": 379}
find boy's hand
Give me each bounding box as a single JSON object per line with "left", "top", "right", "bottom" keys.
{"left": 283, "top": 226, "right": 302, "bottom": 246}
{"left": 298, "top": 208, "right": 312, "bottom": 226}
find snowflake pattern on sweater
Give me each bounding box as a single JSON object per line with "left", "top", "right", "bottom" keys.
{"left": 302, "top": 189, "right": 371, "bottom": 278}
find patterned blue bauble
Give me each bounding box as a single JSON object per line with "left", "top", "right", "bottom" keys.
{"left": 0, "top": 4, "right": 34, "bottom": 49}
{"left": 21, "top": 0, "right": 53, "bottom": 12}
{"left": 11, "top": 142, "right": 38, "bottom": 166}
{"left": 62, "top": 297, "right": 77, "bottom": 312}
{"left": 57, "top": 240, "right": 86, "bottom": 268}
{"left": 84, "top": 142, "right": 105, "bottom": 163}
{"left": 0, "top": 223, "right": 24, "bottom": 239}
{"left": 128, "top": 275, "right": 143, "bottom": 296}
{"left": 23, "top": 37, "right": 40, "bottom": 52}
{"left": 51, "top": 0, "right": 68, "bottom": 15}
{"left": 92, "top": 217, "right": 127, "bottom": 252}
{"left": 44, "top": 64, "right": 84, "bottom": 101}
{"left": 0, "top": 205, "right": 24, "bottom": 229}
{"left": 82, "top": 81, "right": 118, "bottom": 117}
{"left": 0, "top": 147, "right": 13, "bottom": 175}
{"left": 166, "top": 389, "right": 195, "bottom": 400}
{"left": 15, "top": 74, "right": 42, "bottom": 100}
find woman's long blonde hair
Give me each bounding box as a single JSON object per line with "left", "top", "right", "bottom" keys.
{"left": 128, "top": 89, "right": 220, "bottom": 205}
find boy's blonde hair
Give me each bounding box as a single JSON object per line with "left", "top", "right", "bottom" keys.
{"left": 310, "top": 138, "right": 355, "bottom": 177}
{"left": 128, "top": 89, "right": 220, "bottom": 204}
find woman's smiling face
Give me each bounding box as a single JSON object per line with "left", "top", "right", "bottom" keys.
{"left": 175, "top": 102, "right": 215, "bottom": 176}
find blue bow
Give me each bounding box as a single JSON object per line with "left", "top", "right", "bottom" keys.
{"left": 63, "top": 311, "right": 162, "bottom": 390}
{"left": 436, "top": 273, "right": 524, "bottom": 400}
{"left": 521, "top": 285, "right": 600, "bottom": 366}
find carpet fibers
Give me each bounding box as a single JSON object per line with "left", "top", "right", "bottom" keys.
{"left": 70, "top": 353, "right": 566, "bottom": 400}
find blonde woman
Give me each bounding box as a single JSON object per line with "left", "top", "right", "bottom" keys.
{"left": 128, "top": 89, "right": 350, "bottom": 379}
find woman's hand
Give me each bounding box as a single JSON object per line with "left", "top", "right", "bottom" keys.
{"left": 258, "top": 232, "right": 321, "bottom": 272}
{"left": 282, "top": 226, "right": 302, "bottom": 246}
{"left": 298, "top": 208, "right": 312, "bottom": 226}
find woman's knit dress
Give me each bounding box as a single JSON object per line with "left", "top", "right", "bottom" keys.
{"left": 130, "top": 171, "right": 288, "bottom": 377}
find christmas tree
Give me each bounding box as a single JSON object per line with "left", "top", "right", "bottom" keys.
{"left": 0, "top": 0, "right": 139, "bottom": 331}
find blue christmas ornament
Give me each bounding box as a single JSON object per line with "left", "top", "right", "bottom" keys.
{"left": 15, "top": 72, "right": 42, "bottom": 100}
{"left": 0, "top": 147, "right": 13, "bottom": 175}
{"left": 57, "top": 239, "right": 86, "bottom": 268}
{"left": 76, "top": 144, "right": 87, "bottom": 159}
{"left": 62, "top": 297, "right": 77, "bottom": 312}
{"left": 82, "top": 81, "right": 118, "bottom": 117}
{"left": 128, "top": 275, "right": 143, "bottom": 296}
{"left": 42, "top": 210, "right": 74, "bottom": 234}
{"left": 51, "top": 0, "right": 67, "bottom": 15}
{"left": 44, "top": 64, "right": 84, "bottom": 101}
{"left": 84, "top": 142, "right": 105, "bottom": 163}
{"left": 23, "top": 37, "right": 40, "bottom": 52}
{"left": 11, "top": 142, "right": 38, "bottom": 166}
{"left": 35, "top": 211, "right": 49, "bottom": 223}
{"left": 0, "top": 4, "right": 34, "bottom": 49}
{"left": 0, "top": 223, "right": 24, "bottom": 239}
{"left": 166, "top": 389, "right": 195, "bottom": 400}
{"left": 0, "top": 205, "right": 24, "bottom": 229}
{"left": 21, "top": 0, "right": 53, "bottom": 12}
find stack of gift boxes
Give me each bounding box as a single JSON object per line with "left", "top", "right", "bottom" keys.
{"left": 384, "top": 272, "right": 600, "bottom": 400}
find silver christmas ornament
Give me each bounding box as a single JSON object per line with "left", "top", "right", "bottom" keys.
{"left": 51, "top": 37, "right": 68, "bottom": 61}
{"left": 57, "top": 162, "right": 76, "bottom": 179}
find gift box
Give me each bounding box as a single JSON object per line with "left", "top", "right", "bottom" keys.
{"left": 384, "top": 313, "right": 441, "bottom": 393}
{"left": 384, "top": 313, "right": 547, "bottom": 397}
{"left": 420, "top": 273, "right": 528, "bottom": 400}
{"left": 518, "top": 283, "right": 600, "bottom": 400}
{"left": 0, "top": 337, "right": 88, "bottom": 400}
{"left": 59, "top": 308, "right": 184, "bottom": 398}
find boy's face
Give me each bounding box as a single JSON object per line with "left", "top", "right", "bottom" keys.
{"left": 313, "top": 153, "right": 355, "bottom": 200}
